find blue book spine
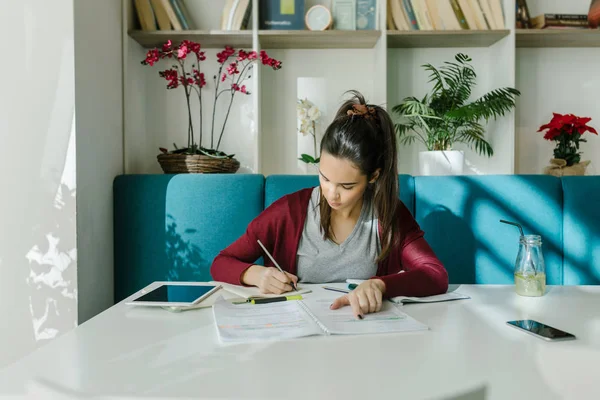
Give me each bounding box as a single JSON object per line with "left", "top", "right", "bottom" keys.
{"left": 356, "top": 0, "right": 377, "bottom": 30}
{"left": 259, "top": 0, "right": 304, "bottom": 30}
{"left": 402, "top": 0, "right": 419, "bottom": 30}
{"left": 169, "top": 0, "right": 189, "bottom": 30}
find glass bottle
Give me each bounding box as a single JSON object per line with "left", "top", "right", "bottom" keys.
{"left": 514, "top": 235, "right": 546, "bottom": 297}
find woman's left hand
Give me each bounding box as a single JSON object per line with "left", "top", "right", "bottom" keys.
{"left": 330, "top": 279, "right": 386, "bottom": 319}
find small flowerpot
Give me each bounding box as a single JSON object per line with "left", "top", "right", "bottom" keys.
{"left": 157, "top": 154, "right": 240, "bottom": 174}
{"left": 418, "top": 150, "right": 464, "bottom": 176}
{"left": 543, "top": 158, "right": 590, "bottom": 177}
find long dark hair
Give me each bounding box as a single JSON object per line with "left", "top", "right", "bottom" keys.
{"left": 319, "top": 90, "right": 400, "bottom": 262}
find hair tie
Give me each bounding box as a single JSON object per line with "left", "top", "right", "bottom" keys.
{"left": 347, "top": 104, "right": 377, "bottom": 121}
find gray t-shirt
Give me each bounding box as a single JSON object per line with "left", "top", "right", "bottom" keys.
{"left": 296, "top": 187, "right": 381, "bottom": 283}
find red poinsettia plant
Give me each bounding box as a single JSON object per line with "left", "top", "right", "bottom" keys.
{"left": 537, "top": 113, "right": 597, "bottom": 166}
{"left": 142, "top": 40, "right": 282, "bottom": 158}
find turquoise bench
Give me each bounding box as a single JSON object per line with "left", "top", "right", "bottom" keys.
{"left": 113, "top": 174, "right": 600, "bottom": 302}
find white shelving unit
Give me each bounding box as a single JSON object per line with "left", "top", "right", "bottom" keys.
{"left": 123, "top": 0, "right": 600, "bottom": 176}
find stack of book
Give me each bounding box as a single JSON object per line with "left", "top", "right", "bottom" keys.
{"left": 517, "top": 0, "right": 596, "bottom": 30}
{"left": 387, "top": 0, "right": 505, "bottom": 31}
{"left": 134, "top": 0, "right": 195, "bottom": 31}
{"left": 530, "top": 14, "right": 592, "bottom": 30}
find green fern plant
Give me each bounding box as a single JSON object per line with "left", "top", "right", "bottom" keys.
{"left": 391, "top": 53, "right": 521, "bottom": 157}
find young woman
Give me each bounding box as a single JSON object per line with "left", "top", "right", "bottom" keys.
{"left": 211, "top": 91, "right": 448, "bottom": 318}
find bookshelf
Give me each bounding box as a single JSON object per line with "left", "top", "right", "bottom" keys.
{"left": 128, "top": 30, "right": 252, "bottom": 48}
{"left": 516, "top": 29, "right": 600, "bottom": 48}
{"left": 258, "top": 30, "right": 381, "bottom": 49}
{"left": 387, "top": 30, "right": 511, "bottom": 48}
{"left": 126, "top": 28, "right": 600, "bottom": 50}
{"left": 123, "top": 0, "right": 600, "bottom": 177}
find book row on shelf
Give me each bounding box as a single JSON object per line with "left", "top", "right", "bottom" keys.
{"left": 388, "top": 0, "right": 505, "bottom": 31}
{"left": 517, "top": 0, "right": 600, "bottom": 30}
{"left": 133, "top": 0, "right": 600, "bottom": 33}
{"left": 134, "top": 0, "right": 195, "bottom": 31}
{"left": 133, "top": 0, "right": 380, "bottom": 32}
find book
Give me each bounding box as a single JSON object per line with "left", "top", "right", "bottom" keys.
{"left": 437, "top": 0, "right": 462, "bottom": 30}
{"left": 424, "top": 0, "right": 443, "bottom": 30}
{"left": 488, "top": 0, "right": 505, "bottom": 29}
{"left": 458, "top": 0, "right": 478, "bottom": 30}
{"left": 333, "top": 0, "right": 357, "bottom": 30}
{"left": 212, "top": 295, "right": 429, "bottom": 343}
{"left": 169, "top": 0, "right": 191, "bottom": 30}
{"left": 149, "top": 0, "right": 172, "bottom": 30}
{"left": 134, "top": 0, "right": 157, "bottom": 31}
{"left": 531, "top": 14, "right": 590, "bottom": 29}
{"left": 449, "top": 0, "right": 469, "bottom": 29}
{"left": 222, "top": 0, "right": 252, "bottom": 30}
{"left": 411, "top": 0, "right": 434, "bottom": 30}
{"left": 478, "top": 0, "right": 496, "bottom": 29}
{"left": 356, "top": 0, "right": 378, "bottom": 30}
{"left": 468, "top": 0, "right": 489, "bottom": 29}
{"left": 401, "top": 0, "right": 419, "bottom": 30}
{"left": 386, "top": 0, "right": 398, "bottom": 29}
{"left": 160, "top": 0, "right": 183, "bottom": 30}
{"left": 515, "top": 0, "right": 531, "bottom": 28}
{"left": 259, "top": 0, "right": 304, "bottom": 30}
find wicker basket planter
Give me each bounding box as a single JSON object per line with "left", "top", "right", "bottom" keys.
{"left": 543, "top": 158, "right": 590, "bottom": 177}
{"left": 157, "top": 153, "right": 240, "bottom": 174}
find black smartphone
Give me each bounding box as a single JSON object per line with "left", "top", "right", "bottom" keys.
{"left": 506, "top": 319, "right": 576, "bottom": 341}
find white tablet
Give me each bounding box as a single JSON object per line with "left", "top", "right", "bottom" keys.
{"left": 126, "top": 283, "right": 222, "bottom": 307}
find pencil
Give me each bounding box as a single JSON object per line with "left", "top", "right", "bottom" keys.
{"left": 257, "top": 239, "right": 298, "bottom": 291}
{"left": 322, "top": 286, "right": 350, "bottom": 294}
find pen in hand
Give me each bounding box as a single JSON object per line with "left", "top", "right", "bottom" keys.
{"left": 256, "top": 239, "right": 298, "bottom": 291}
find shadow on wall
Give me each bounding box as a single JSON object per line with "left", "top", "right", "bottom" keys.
{"left": 165, "top": 214, "right": 207, "bottom": 282}
{"left": 415, "top": 175, "right": 566, "bottom": 285}
{"left": 421, "top": 206, "right": 476, "bottom": 284}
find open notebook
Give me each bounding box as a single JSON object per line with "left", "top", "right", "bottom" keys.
{"left": 345, "top": 280, "right": 471, "bottom": 305}
{"left": 212, "top": 296, "right": 428, "bottom": 343}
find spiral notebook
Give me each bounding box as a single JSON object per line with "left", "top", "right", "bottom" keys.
{"left": 212, "top": 296, "right": 428, "bottom": 343}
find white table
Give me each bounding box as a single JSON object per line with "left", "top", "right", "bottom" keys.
{"left": 0, "top": 283, "right": 599, "bottom": 400}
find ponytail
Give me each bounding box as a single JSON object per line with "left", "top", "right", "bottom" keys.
{"left": 319, "top": 90, "right": 400, "bottom": 261}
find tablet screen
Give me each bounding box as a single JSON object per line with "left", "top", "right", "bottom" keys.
{"left": 133, "top": 285, "right": 217, "bottom": 304}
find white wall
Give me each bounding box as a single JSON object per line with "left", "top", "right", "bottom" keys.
{"left": 74, "top": 0, "right": 123, "bottom": 323}
{"left": 260, "top": 49, "right": 377, "bottom": 175}
{"left": 0, "top": 0, "right": 77, "bottom": 369}
{"left": 516, "top": 0, "right": 600, "bottom": 174}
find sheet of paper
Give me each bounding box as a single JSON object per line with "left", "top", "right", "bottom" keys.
{"left": 390, "top": 292, "right": 471, "bottom": 304}
{"left": 212, "top": 297, "right": 322, "bottom": 343}
{"left": 210, "top": 281, "right": 311, "bottom": 299}
{"left": 301, "top": 298, "right": 429, "bottom": 335}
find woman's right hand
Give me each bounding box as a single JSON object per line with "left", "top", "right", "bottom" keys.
{"left": 241, "top": 265, "right": 298, "bottom": 294}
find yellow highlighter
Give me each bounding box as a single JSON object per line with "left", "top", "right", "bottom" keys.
{"left": 249, "top": 295, "right": 303, "bottom": 304}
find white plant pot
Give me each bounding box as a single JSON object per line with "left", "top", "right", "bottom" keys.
{"left": 418, "top": 150, "right": 464, "bottom": 176}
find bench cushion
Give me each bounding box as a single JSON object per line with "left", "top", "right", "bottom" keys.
{"left": 414, "top": 175, "right": 563, "bottom": 285}
{"left": 113, "top": 174, "right": 264, "bottom": 302}
{"left": 562, "top": 176, "right": 600, "bottom": 285}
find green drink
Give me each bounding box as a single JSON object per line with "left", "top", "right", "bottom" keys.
{"left": 515, "top": 272, "right": 546, "bottom": 297}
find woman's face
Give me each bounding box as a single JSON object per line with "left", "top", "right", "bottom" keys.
{"left": 318, "top": 151, "right": 371, "bottom": 213}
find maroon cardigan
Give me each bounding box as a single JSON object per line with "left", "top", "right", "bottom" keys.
{"left": 211, "top": 188, "right": 448, "bottom": 298}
